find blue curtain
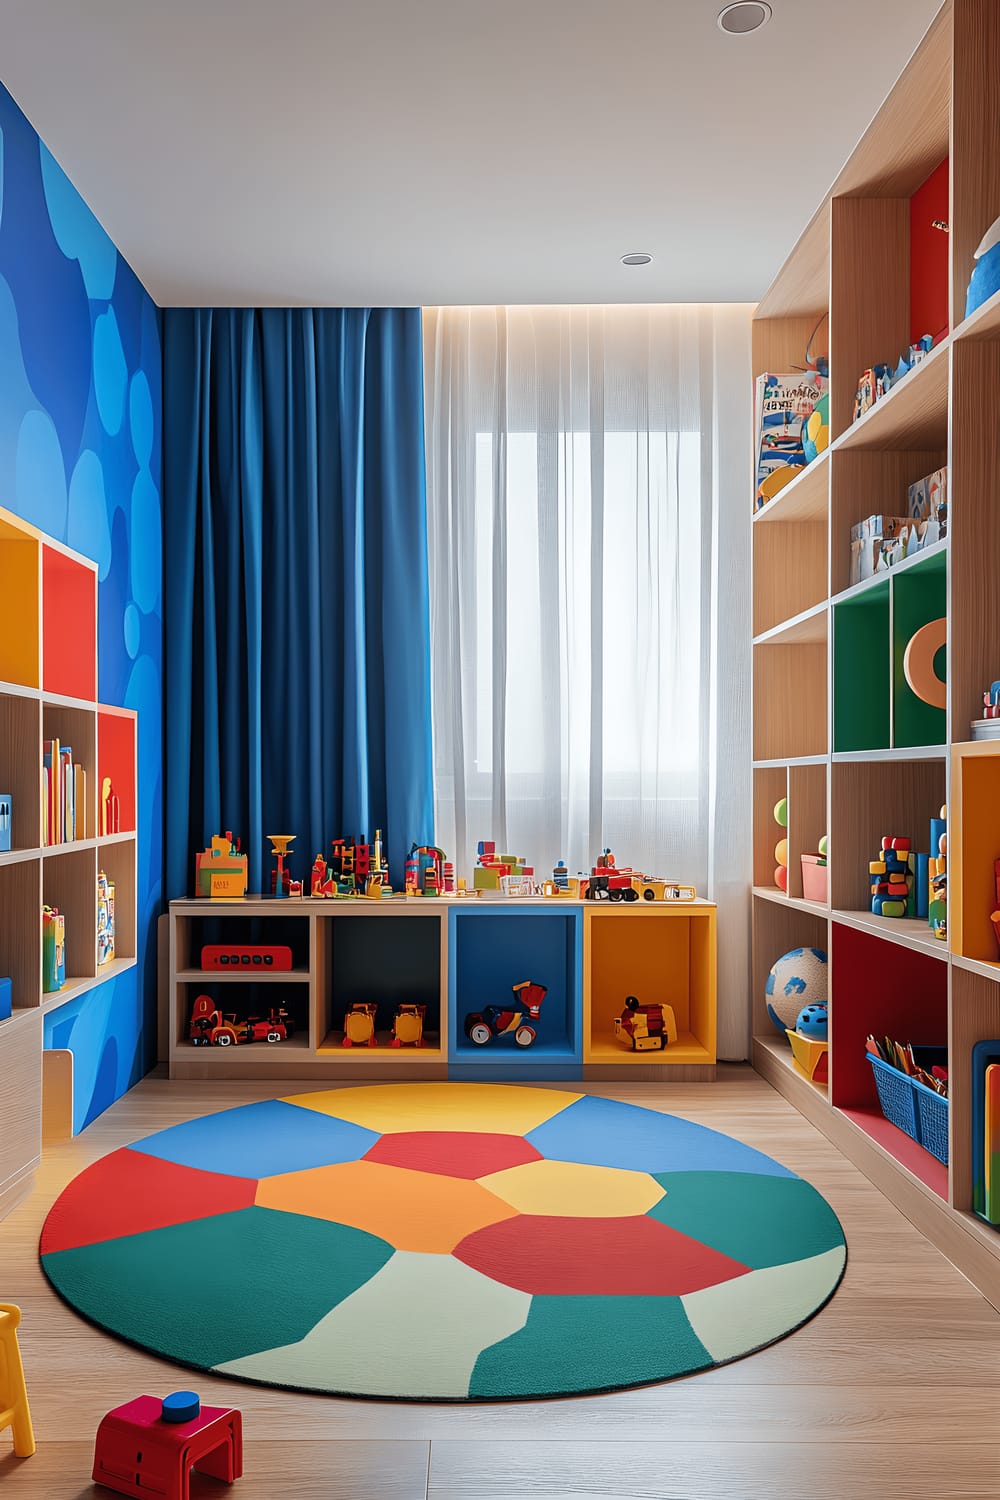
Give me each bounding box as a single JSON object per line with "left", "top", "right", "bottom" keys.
{"left": 162, "top": 308, "right": 434, "bottom": 899}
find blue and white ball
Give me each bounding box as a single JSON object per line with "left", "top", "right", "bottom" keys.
{"left": 765, "top": 947, "right": 828, "bottom": 1036}
{"left": 796, "top": 1003, "right": 828, "bottom": 1041}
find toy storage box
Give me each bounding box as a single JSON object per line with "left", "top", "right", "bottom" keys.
{"left": 800, "top": 854, "right": 828, "bottom": 903}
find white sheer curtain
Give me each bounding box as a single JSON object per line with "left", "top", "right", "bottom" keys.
{"left": 422, "top": 303, "right": 752, "bottom": 1057}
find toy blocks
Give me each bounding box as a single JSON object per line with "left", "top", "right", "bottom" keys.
{"left": 869, "top": 836, "right": 914, "bottom": 918}
{"left": 195, "top": 833, "right": 248, "bottom": 900}
{"left": 929, "top": 807, "right": 947, "bottom": 940}
{"left": 473, "top": 840, "right": 532, "bottom": 892}
{"left": 405, "top": 843, "right": 448, "bottom": 897}
{"left": 0, "top": 1303, "right": 35, "bottom": 1458}
{"left": 92, "top": 1391, "right": 241, "bottom": 1499}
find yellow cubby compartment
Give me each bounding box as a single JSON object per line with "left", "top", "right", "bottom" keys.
{"left": 583, "top": 903, "right": 717, "bottom": 1068}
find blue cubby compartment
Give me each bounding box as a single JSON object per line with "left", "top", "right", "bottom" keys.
{"left": 448, "top": 906, "right": 583, "bottom": 1079}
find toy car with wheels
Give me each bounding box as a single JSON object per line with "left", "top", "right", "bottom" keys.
{"left": 391, "top": 1003, "right": 426, "bottom": 1047}
{"left": 342, "top": 1001, "right": 379, "bottom": 1047}
{"left": 613, "top": 995, "right": 678, "bottom": 1052}
{"left": 630, "top": 877, "right": 697, "bottom": 902}
{"left": 464, "top": 981, "right": 547, "bottom": 1048}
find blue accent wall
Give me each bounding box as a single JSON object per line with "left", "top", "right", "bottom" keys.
{"left": 0, "top": 84, "right": 163, "bottom": 1129}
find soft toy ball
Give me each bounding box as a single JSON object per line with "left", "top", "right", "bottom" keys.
{"left": 774, "top": 864, "right": 788, "bottom": 891}
{"left": 796, "top": 1002, "right": 828, "bottom": 1041}
{"left": 773, "top": 797, "right": 788, "bottom": 828}
{"left": 775, "top": 838, "right": 788, "bottom": 867}
{"left": 765, "top": 946, "right": 828, "bottom": 1036}
{"left": 818, "top": 833, "right": 828, "bottom": 857}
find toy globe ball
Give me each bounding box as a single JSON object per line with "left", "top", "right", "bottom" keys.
{"left": 796, "top": 1002, "right": 828, "bottom": 1042}
{"left": 774, "top": 864, "right": 788, "bottom": 891}
{"left": 773, "top": 797, "right": 788, "bottom": 828}
{"left": 774, "top": 838, "right": 788, "bottom": 867}
{"left": 765, "top": 946, "right": 828, "bottom": 1036}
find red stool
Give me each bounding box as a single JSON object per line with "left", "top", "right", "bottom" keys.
{"left": 93, "top": 1391, "right": 242, "bottom": 1499}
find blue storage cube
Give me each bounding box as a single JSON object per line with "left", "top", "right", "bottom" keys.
{"left": 0, "top": 976, "right": 11, "bottom": 1022}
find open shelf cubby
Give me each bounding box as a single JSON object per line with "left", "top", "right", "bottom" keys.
{"left": 328, "top": 912, "right": 444, "bottom": 1058}
{"left": 584, "top": 904, "right": 716, "bottom": 1072}
{"left": 751, "top": 0, "right": 1000, "bottom": 1308}
{"left": 449, "top": 906, "right": 580, "bottom": 1075}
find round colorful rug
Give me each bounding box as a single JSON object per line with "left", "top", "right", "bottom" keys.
{"left": 40, "top": 1084, "right": 846, "bottom": 1400}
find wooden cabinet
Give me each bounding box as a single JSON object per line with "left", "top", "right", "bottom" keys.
{"left": 750, "top": 0, "right": 1000, "bottom": 1310}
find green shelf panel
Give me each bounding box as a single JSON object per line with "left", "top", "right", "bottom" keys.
{"left": 892, "top": 548, "right": 947, "bottom": 749}
{"left": 833, "top": 582, "right": 890, "bottom": 752}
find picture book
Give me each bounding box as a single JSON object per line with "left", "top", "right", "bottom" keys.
{"left": 754, "top": 371, "right": 827, "bottom": 512}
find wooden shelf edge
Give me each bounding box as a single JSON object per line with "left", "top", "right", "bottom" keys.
{"left": 0, "top": 680, "right": 40, "bottom": 700}
{"left": 953, "top": 285, "right": 1000, "bottom": 344}
{"left": 751, "top": 449, "right": 829, "bottom": 524}
{"left": 752, "top": 886, "right": 830, "bottom": 917}
{"left": 42, "top": 839, "right": 97, "bottom": 857}
{"left": 39, "top": 957, "right": 137, "bottom": 1013}
{"left": 753, "top": 755, "right": 829, "bottom": 769}
{"left": 753, "top": 1040, "right": 1000, "bottom": 1312}
{"left": 831, "top": 538, "right": 948, "bottom": 609}
{"left": 176, "top": 968, "right": 312, "bottom": 984}
{"left": 831, "top": 745, "right": 949, "bottom": 762}
{"left": 831, "top": 338, "right": 950, "bottom": 453}
{"left": 752, "top": 601, "right": 829, "bottom": 648}
{"left": 830, "top": 909, "right": 948, "bottom": 959}
{"left": 0, "top": 848, "right": 41, "bottom": 867}
{"left": 951, "top": 953, "right": 1000, "bottom": 983}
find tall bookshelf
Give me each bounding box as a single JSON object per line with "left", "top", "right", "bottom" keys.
{"left": 0, "top": 505, "right": 138, "bottom": 1218}
{"left": 751, "top": 0, "right": 1000, "bottom": 1308}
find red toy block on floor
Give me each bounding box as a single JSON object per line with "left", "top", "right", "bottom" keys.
{"left": 93, "top": 1391, "right": 242, "bottom": 1499}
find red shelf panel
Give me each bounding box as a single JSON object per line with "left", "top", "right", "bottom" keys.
{"left": 42, "top": 546, "right": 96, "bottom": 701}
{"left": 97, "top": 708, "right": 137, "bottom": 834}
{"left": 840, "top": 1105, "right": 948, "bottom": 1199}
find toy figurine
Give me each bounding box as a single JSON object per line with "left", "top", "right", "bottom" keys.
{"left": 464, "top": 980, "right": 547, "bottom": 1048}
{"left": 391, "top": 1003, "right": 426, "bottom": 1047}
{"left": 342, "top": 1001, "right": 379, "bottom": 1047}
{"left": 614, "top": 995, "right": 678, "bottom": 1052}
{"left": 101, "top": 775, "right": 120, "bottom": 837}
{"left": 267, "top": 833, "right": 299, "bottom": 897}
{"left": 195, "top": 833, "right": 248, "bottom": 899}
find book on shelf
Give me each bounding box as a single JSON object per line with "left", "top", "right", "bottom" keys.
{"left": 42, "top": 739, "right": 86, "bottom": 843}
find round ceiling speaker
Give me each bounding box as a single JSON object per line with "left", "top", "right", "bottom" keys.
{"left": 621, "top": 253, "right": 653, "bottom": 266}
{"left": 717, "top": 2, "right": 772, "bottom": 33}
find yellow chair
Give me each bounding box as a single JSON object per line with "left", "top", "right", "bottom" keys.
{"left": 0, "top": 1303, "right": 35, "bottom": 1457}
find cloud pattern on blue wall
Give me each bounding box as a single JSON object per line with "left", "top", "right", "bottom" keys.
{"left": 0, "top": 83, "right": 162, "bottom": 1132}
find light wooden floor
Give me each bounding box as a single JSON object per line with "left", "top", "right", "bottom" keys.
{"left": 1, "top": 1066, "right": 998, "bottom": 1499}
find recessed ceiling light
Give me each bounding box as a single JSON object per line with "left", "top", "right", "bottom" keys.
{"left": 717, "top": 2, "right": 772, "bottom": 34}
{"left": 621, "top": 253, "right": 653, "bottom": 266}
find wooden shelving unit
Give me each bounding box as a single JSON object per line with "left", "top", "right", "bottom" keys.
{"left": 0, "top": 505, "right": 138, "bottom": 1218}
{"left": 750, "top": 0, "right": 1000, "bottom": 1309}
{"left": 167, "top": 896, "right": 717, "bottom": 1083}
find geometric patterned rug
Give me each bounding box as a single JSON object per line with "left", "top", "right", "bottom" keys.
{"left": 39, "top": 1083, "right": 847, "bottom": 1400}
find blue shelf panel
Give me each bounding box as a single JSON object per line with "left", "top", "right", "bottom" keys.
{"left": 448, "top": 905, "right": 583, "bottom": 1065}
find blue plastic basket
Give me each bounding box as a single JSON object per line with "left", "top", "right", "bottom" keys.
{"left": 868, "top": 1048, "right": 949, "bottom": 1165}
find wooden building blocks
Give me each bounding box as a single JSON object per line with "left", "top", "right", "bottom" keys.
{"left": 312, "top": 832, "right": 391, "bottom": 898}
{"left": 473, "top": 841, "right": 531, "bottom": 891}
{"left": 929, "top": 808, "right": 947, "bottom": 940}
{"left": 869, "top": 836, "right": 915, "bottom": 918}
{"left": 92, "top": 1391, "right": 242, "bottom": 1499}
{"left": 0, "top": 1303, "right": 35, "bottom": 1458}
{"left": 405, "top": 843, "right": 447, "bottom": 897}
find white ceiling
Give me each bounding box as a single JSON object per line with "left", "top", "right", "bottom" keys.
{"left": 0, "top": 0, "right": 943, "bottom": 307}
